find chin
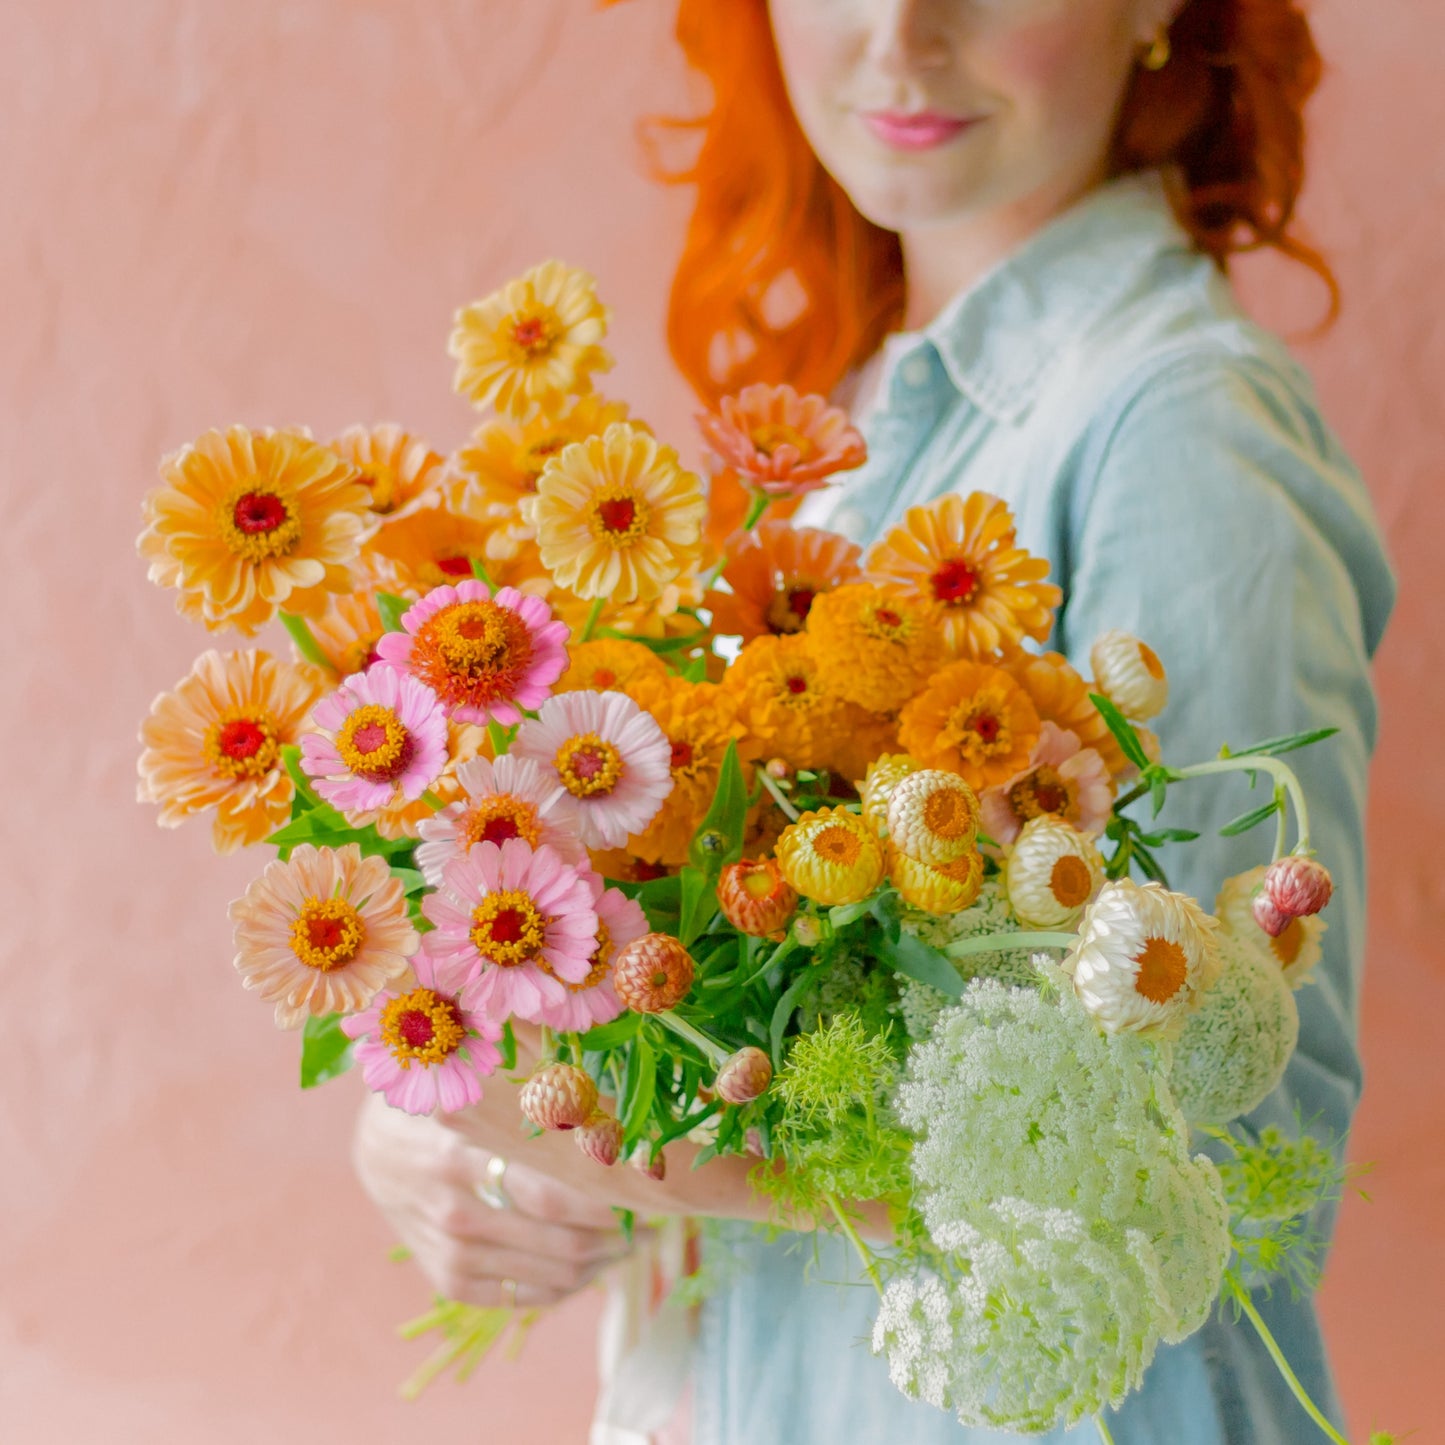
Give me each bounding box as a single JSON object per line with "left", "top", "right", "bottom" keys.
{"left": 843, "top": 173, "right": 991, "bottom": 234}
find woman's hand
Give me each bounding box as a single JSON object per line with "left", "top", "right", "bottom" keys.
{"left": 351, "top": 1089, "right": 635, "bottom": 1309}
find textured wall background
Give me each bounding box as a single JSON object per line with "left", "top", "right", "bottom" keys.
{"left": 1, "top": 2, "right": 1438, "bottom": 1440}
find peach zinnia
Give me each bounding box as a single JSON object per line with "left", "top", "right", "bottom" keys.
{"left": 863, "top": 492, "right": 1061, "bottom": 659}
{"left": 298, "top": 591, "right": 387, "bottom": 682}
{"left": 705, "top": 520, "right": 862, "bottom": 642}
{"left": 979, "top": 721, "right": 1115, "bottom": 845}
{"left": 449, "top": 259, "right": 613, "bottom": 420}
{"left": 138, "top": 648, "right": 323, "bottom": 854}
{"left": 897, "top": 658, "right": 1042, "bottom": 792}
{"left": 522, "top": 422, "right": 706, "bottom": 604}
{"left": 139, "top": 425, "right": 373, "bottom": 635}
{"left": 696, "top": 383, "right": 867, "bottom": 499}
{"left": 375, "top": 579, "right": 569, "bottom": 725}
{"left": 328, "top": 422, "right": 446, "bottom": 526}
{"left": 229, "top": 843, "right": 418, "bottom": 1028}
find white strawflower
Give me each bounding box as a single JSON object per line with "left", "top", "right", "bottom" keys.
{"left": 1090, "top": 629, "right": 1169, "bottom": 721}
{"left": 1216, "top": 866, "right": 1326, "bottom": 989}
{"left": 1063, "top": 879, "right": 1221, "bottom": 1038}
{"left": 1003, "top": 815, "right": 1104, "bottom": 929}
{"left": 1168, "top": 935, "right": 1300, "bottom": 1126}
{"left": 886, "top": 769, "right": 980, "bottom": 866}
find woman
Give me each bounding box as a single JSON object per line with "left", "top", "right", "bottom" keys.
{"left": 353, "top": 1, "right": 1395, "bottom": 1440}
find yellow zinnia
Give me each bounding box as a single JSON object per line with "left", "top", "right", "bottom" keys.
{"left": 449, "top": 259, "right": 613, "bottom": 421}
{"left": 138, "top": 425, "right": 372, "bottom": 635}
{"left": 775, "top": 807, "right": 885, "bottom": 907}
{"left": 523, "top": 422, "right": 705, "bottom": 604}
{"left": 863, "top": 492, "right": 1061, "bottom": 660}
{"left": 806, "top": 583, "right": 947, "bottom": 715}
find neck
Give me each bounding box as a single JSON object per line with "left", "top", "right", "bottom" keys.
{"left": 897, "top": 170, "right": 1108, "bottom": 332}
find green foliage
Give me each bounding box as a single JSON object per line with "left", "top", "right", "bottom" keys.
{"left": 1088, "top": 692, "right": 1153, "bottom": 771}
{"left": 300, "top": 1012, "right": 355, "bottom": 1088}
{"left": 376, "top": 591, "right": 410, "bottom": 633}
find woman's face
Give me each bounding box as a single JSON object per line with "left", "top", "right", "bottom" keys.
{"left": 767, "top": 0, "right": 1172, "bottom": 233}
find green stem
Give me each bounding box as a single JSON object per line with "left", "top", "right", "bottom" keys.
{"left": 469, "top": 557, "right": 495, "bottom": 592}
{"left": 1094, "top": 1414, "right": 1118, "bottom": 1445}
{"left": 421, "top": 790, "right": 446, "bottom": 812}
{"left": 1272, "top": 784, "right": 1289, "bottom": 862}
{"left": 943, "top": 929, "right": 1077, "bottom": 961}
{"left": 655, "top": 1010, "right": 730, "bottom": 1066}
{"left": 1233, "top": 1284, "right": 1352, "bottom": 1445}
{"left": 742, "top": 490, "right": 770, "bottom": 532}
{"left": 578, "top": 595, "right": 606, "bottom": 643}
{"left": 278, "top": 611, "right": 333, "bottom": 671}
{"left": 1175, "top": 755, "right": 1313, "bottom": 853}
{"left": 757, "top": 768, "right": 801, "bottom": 822}
{"left": 826, "top": 1191, "right": 884, "bottom": 1297}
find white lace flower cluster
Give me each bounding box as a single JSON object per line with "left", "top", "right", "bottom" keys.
{"left": 1168, "top": 935, "right": 1300, "bottom": 1126}
{"left": 875, "top": 972, "right": 1229, "bottom": 1431}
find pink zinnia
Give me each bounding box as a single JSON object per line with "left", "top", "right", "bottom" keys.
{"left": 535, "top": 873, "right": 649, "bottom": 1032}
{"left": 979, "top": 721, "right": 1114, "bottom": 845}
{"left": 696, "top": 383, "right": 867, "bottom": 500}
{"left": 341, "top": 948, "right": 502, "bottom": 1115}
{"left": 300, "top": 665, "right": 448, "bottom": 813}
{"left": 415, "top": 754, "right": 587, "bottom": 887}
{"left": 511, "top": 689, "right": 673, "bottom": 849}
{"left": 424, "top": 838, "right": 599, "bottom": 1022}
{"left": 373, "top": 579, "right": 569, "bottom": 725}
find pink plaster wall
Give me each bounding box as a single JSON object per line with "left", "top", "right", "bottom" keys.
{"left": 1, "top": 2, "right": 1437, "bottom": 1440}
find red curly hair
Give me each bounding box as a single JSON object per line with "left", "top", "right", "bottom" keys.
{"left": 606, "top": 0, "right": 1336, "bottom": 418}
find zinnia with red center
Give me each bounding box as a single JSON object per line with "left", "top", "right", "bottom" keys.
{"left": 705, "top": 520, "right": 862, "bottom": 642}
{"left": 229, "top": 843, "right": 418, "bottom": 1028}
{"left": 424, "top": 838, "right": 600, "bottom": 1022}
{"left": 511, "top": 690, "right": 674, "bottom": 850}
{"left": 534, "top": 873, "right": 649, "bottom": 1032}
{"left": 374, "top": 579, "right": 569, "bottom": 725}
{"left": 138, "top": 425, "right": 372, "bottom": 635}
{"left": 300, "top": 665, "right": 449, "bottom": 814}
{"left": 342, "top": 948, "right": 504, "bottom": 1115}
{"left": 138, "top": 648, "right": 323, "bottom": 853}
{"left": 415, "top": 753, "right": 587, "bottom": 888}
{"left": 863, "top": 492, "right": 1061, "bottom": 659}
{"left": 696, "top": 383, "right": 867, "bottom": 499}
{"left": 978, "top": 721, "right": 1115, "bottom": 845}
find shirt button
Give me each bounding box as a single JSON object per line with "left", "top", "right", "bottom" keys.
{"left": 900, "top": 356, "right": 932, "bottom": 388}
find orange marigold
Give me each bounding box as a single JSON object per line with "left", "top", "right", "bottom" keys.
{"left": 555, "top": 638, "right": 669, "bottom": 696}
{"left": 897, "top": 658, "right": 1042, "bottom": 792}
{"left": 722, "top": 634, "right": 856, "bottom": 774}
{"left": 705, "top": 520, "right": 862, "bottom": 642}
{"left": 806, "top": 583, "right": 947, "bottom": 715}
{"left": 863, "top": 492, "right": 1061, "bottom": 659}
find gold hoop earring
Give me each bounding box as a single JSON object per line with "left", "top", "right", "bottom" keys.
{"left": 1141, "top": 30, "right": 1172, "bottom": 71}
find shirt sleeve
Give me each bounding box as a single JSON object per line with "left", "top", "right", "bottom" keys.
{"left": 1057, "top": 350, "right": 1395, "bottom": 1237}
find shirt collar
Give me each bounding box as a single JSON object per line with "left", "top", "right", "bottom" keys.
{"left": 878, "top": 171, "right": 1191, "bottom": 425}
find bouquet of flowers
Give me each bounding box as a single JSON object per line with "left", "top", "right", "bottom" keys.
{"left": 136, "top": 261, "right": 1384, "bottom": 1443}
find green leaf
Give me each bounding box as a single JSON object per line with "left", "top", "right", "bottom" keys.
{"left": 1088, "top": 692, "right": 1152, "bottom": 771}
{"left": 657, "top": 1100, "right": 721, "bottom": 1148}
{"left": 876, "top": 928, "right": 965, "bottom": 999}
{"left": 1220, "top": 800, "right": 1281, "bottom": 837}
{"left": 1149, "top": 771, "right": 1169, "bottom": 818}
{"left": 1227, "top": 726, "right": 1339, "bottom": 760}
{"left": 469, "top": 557, "right": 496, "bottom": 590}
{"left": 1136, "top": 827, "right": 1202, "bottom": 845}
{"left": 678, "top": 654, "right": 709, "bottom": 684}
{"left": 279, "top": 611, "right": 333, "bottom": 670}
{"left": 688, "top": 740, "right": 747, "bottom": 871}
{"left": 577, "top": 1014, "right": 643, "bottom": 1051}
{"left": 677, "top": 866, "right": 716, "bottom": 948}
{"left": 596, "top": 628, "right": 708, "bottom": 655}
{"left": 498, "top": 1020, "right": 517, "bottom": 1072}
{"left": 377, "top": 591, "right": 411, "bottom": 633}
{"left": 828, "top": 900, "right": 874, "bottom": 930}
{"left": 300, "top": 1013, "right": 355, "bottom": 1088}
{"left": 621, "top": 1035, "right": 657, "bottom": 1136}
{"left": 281, "top": 743, "right": 324, "bottom": 817}
{"left": 770, "top": 967, "right": 821, "bottom": 1067}
{"left": 868, "top": 890, "right": 904, "bottom": 944}
{"left": 391, "top": 866, "right": 430, "bottom": 895}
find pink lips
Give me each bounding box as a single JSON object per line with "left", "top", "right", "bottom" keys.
{"left": 862, "top": 111, "right": 977, "bottom": 151}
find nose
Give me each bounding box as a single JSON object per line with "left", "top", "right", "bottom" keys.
{"left": 866, "top": 0, "right": 951, "bottom": 76}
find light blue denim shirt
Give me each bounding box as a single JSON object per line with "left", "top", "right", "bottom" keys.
{"left": 691, "top": 173, "right": 1395, "bottom": 1445}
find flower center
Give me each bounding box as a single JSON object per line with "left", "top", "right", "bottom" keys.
{"left": 460, "top": 796, "right": 542, "bottom": 851}
{"left": 1008, "top": 765, "right": 1076, "bottom": 823}
{"left": 784, "top": 673, "right": 809, "bottom": 696}
{"left": 436, "top": 555, "right": 475, "bottom": 578}
{"left": 508, "top": 309, "right": 557, "bottom": 358}
{"left": 741, "top": 866, "right": 781, "bottom": 900}
{"left": 289, "top": 897, "right": 366, "bottom": 971}
{"left": 749, "top": 421, "right": 814, "bottom": 461}
{"left": 1271, "top": 917, "right": 1304, "bottom": 968}
{"left": 380, "top": 986, "right": 467, "bottom": 1068}
{"left": 590, "top": 667, "right": 618, "bottom": 687}
{"left": 522, "top": 436, "right": 568, "bottom": 488}
{"left": 765, "top": 583, "right": 819, "bottom": 635}
{"left": 219, "top": 485, "right": 302, "bottom": 562}
{"left": 205, "top": 710, "right": 280, "bottom": 780}
{"left": 356, "top": 463, "right": 401, "bottom": 514}
{"left": 1048, "top": 854, "right": 1094, "bottom": 910}
{"left": 931, "top": 558, "right": 981, "bottom": 606}
{"left": 470, "top": 889, "right": 549, "bottom": 967}
{"left": 812, "top": 823, "right": 862, "bottom": 867}
{"left": 336, "top": 703, "right": 415, "bottom": 783}
{"left": 670, "top": 740, "right": 695, "bottom": 772}
{"left": 411, "top": 599, "right": 536, "bottom": 712}
{"left": 556, "top": 733, "right": 625, "bottom": 798}
{"left": 922, "top": 786, "right": 974, "bottom": 841}
{"left": 1139, "top": 642, "right": 1165, "bottom": 680}
{"left": 590, "top": 491, "right": 651, "bottom": 546}
{"left": 1132, "top": 935, "right": 1189, "bottom": 1003}
{"left": 945, "top": 696, "right": 1012, "bottom": 763}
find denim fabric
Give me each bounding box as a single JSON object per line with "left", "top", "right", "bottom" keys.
{"left": 691, "top": 173, "right": 1396, "bottom": 1445}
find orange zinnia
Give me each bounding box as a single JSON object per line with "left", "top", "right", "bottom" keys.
{"left": 327, "top": 423, "right": 446, "bottom": 527}
{"left": 555, "top": 638, "right": 669, "bottom": 696}
{"left": 806, "top": 583, "right": 947, "bottom": 715}
{"left": 863, "top": 492, "right": 1061, "bottom": 659}
{"left": 364, "top": 500, "right": 550, "bottom": 597}
{"left": 706, "top": 520, "right": 862, "bottom": 642}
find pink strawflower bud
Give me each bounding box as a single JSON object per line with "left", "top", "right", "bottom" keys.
{"left": 1251, "top": 891, "right": 1293, "bottom": 939}
{"left": 519, "top": 1062, "right": 598, "bottom": 1131}
{"left": 574, "top": 1112, "right": 624, "bottom": 1167}
{"left": 632, "top": 1147, "right": 666, "bottom": 1181}
{"left": 1263, "top": 855, "right": 1333, "bottom": 919}
{"left": 715, "top": 1046, "right": 774, "bottom": 1105}
{"left": 613, "top": 933, "right": 695, "bottom": 1013}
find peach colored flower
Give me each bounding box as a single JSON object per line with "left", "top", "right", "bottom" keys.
{"left": 362, "top": 501, "right": 551, "bottom": 597}
{"left": 138, "top": 649, "right": 323, "bottom": 854}
{"left": 229, "top": 843, "right": 418, "bottom": 1029}
{"left": 327, "top": 423, "right": 446, "bottom": 527}
{"left": 863, "top": 492, "right": 1061, "bottom": 659}
{"left": 696, "top": 383, "right": 867, "bottom": 499}
{"left": 1006, "top": 650, "right": 1130, "bottom": 778}
{"left": 979, "top": 721, "right": 1115, "bottom": 845}
{"left": 705, "top": 520, "right": 863, "bottom": 642}
{"left": 297, "top": 591, "right": 387, "bottom": 682}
